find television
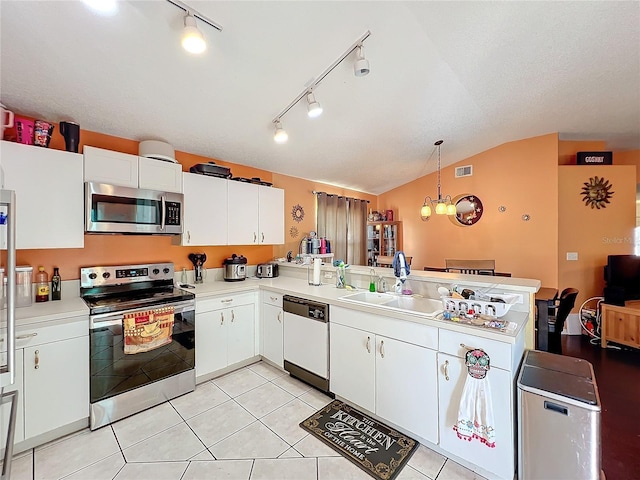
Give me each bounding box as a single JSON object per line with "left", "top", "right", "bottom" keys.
{"left": 604, "top": 255, "right": 640, "bottom": 305}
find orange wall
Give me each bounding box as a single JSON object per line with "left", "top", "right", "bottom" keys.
{"left": 558, "top": 140, "right": 607, "bottom": 165}
{"left": 614, "top": 150, "right": 640, "bottom": 183}
{"left": 378, "top": 133, "right": 560, "bottom": 286}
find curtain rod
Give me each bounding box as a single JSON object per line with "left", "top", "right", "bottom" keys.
{"left": 312, "top": 191, "right": 370, "bottom": 203}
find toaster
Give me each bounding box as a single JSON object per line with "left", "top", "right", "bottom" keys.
{"left": 256, "top": 263, "right": 279, "bottom": 278}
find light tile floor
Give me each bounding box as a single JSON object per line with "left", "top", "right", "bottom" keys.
{"left": 11, "top": 361, "right": 487, "bottom": 480}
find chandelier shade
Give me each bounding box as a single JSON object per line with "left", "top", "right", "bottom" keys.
{"left": 420, "top": 140, "right": 457, "bottom": 221}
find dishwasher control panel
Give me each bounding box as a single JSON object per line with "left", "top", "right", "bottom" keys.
{"left": 283, "top": 295, "right": 329, "bottom": 322}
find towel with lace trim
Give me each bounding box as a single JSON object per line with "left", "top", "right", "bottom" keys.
{"left": 123, "top": 306, "right": 175, "bottom": 355}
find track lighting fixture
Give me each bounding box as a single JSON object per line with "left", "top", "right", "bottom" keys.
{"left": 166, "top": 0, "right": 223, "bottom": 54}
{"left": 354, "top": 45, "right": 370, "bottom": 77}
{"left": 273, "top": 120, "right": 288, "bottom": 144}
{"left": 306, "top": 92, "right": 323, "bottom": 118}
{"left": 181, "top": 14, "right": 206, "bottom": 54}
{"left": 271, "top": 30, "right": 371, "bottom": 143}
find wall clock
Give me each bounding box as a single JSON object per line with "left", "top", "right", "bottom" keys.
{"left": 581, "top": 176, "right": 614, "bottom": 209}
{"left": 450, "top": 194, "right": 484, "bottom": 226}
{"left": 291, "top": 204, "right": 305, "bottom": 222}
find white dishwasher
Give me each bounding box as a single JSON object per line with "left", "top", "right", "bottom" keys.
{"left": 283, "top": 295, "right": 330, "bottom": 393}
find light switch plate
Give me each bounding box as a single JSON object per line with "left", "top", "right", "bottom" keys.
{"left": 566, "top": 252, "right": 578, "bottom": 261}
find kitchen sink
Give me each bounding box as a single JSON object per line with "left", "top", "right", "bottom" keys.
{"left": 338, "top": 291, "right": 443, "bottom": 318}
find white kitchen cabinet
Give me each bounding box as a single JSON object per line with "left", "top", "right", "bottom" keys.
{"left": 195, "top": 293, "right": 256, "bottom": 381}
{"left": 227, "top": 181, "right": 284, "bottom": 245}
{"left": 84, "top": 146, "right": 182, "bottom": 193}
{"left": 260, "top": 292, "right": 283, "bottom": 368}
{"left": 330, "top": 322, "right": 375, "bottom": 413}
{"left": 376, "top": 336, "right": 438, "bottom": 444}
{"left": 437, "top": 352, "right": 514, "bottom": 480}
{"left": 0, "top": 140, "right": 84, "bottom": 249}
{"left": 24, "top": 335, "right": 89, "bottom": 439}
{"left": 177, "top": 172, "right": 228, "bottom": 246}
{"left": 330, "top": 316, "right": 438, "bottom": 444}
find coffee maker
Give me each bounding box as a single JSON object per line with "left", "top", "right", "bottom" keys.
{"left": 188, "top": 253, "right": 207, "bottom": 284}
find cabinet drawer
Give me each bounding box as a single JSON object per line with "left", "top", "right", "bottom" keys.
{"left": 15, "top": 318, "right": 88, "bottom": 349}
{"left": 439, "top": 329, "right": 512, "bottom": 371}
{"left": 331, "top": 306, "right": 438, "bottom": 350}
{"left": 197, "top": 292, "right": 256, "bottom": 313}
{"left": 262, "top": 291, "right": 283, "bottom": 307}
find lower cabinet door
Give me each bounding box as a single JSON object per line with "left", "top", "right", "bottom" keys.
{"left": 329, "top": 323, "right": 375, "bottom": 413}
{"left": 227, "top": 304, "right": 255, "bottom": 366}
{"left": 24, "top": 336, "right": 89, "bottom": 439}
{"left": 196, "top": 310, "right": 227, "bottom": 378}
{"left": 261, "top": 303, "right": 283, "bottom": 367}
{"left": 437, "top": 353, "right": 514, "bottom": 480}
{"left": 375, "top": 336, "right": 438, "bottom": 444}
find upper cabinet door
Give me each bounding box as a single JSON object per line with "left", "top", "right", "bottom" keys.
{"left": 138, "top": 157, "right": 182, "bottom": 193}
{"left": 1, "top": 141, "right": 84, "bottom": 249}
{"left": 179, "top": 173, "right": 228, "bottom": 246}
{"left": 227, "top": 181, "right": 259, "bottom": 245}
{"left": 83, "top": 146, "right": 138, "bottom": 187}
{"left": 258, "top": 186, "right": 284, "bottom": 244}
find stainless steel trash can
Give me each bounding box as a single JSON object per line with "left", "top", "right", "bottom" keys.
{"left": 517, "top": 350, "right": 601, "bottom": 480}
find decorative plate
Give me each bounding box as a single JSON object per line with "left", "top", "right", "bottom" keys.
{"left": 581, "top": 176, "right": 614, "bottom": 209}
{"left": 291, "top": 204, "right": 305, "bottom": 222}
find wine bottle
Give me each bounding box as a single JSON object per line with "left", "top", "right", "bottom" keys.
{"left": 51, "top": 267, "right": 61, "bottom": 301}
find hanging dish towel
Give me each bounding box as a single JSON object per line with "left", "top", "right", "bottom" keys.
{"left": 453, "top": 348, "right": 496, "bottom": 448}
{"left": 123, "top": 306, "right": 175, "bottom": 355}
{"left": 392, "top": 251, "right": 410, "bottom": 279}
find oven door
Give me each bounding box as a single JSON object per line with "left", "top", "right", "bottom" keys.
{"left": 89, "top": 300, "right": 195, "bottom": 407}
{"left": 85, "top": 182, "right": 183, "bottom": 235}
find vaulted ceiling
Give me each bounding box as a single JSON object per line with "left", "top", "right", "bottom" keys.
{"left": 1, "top": 1, "right": 639, "bottom": 194}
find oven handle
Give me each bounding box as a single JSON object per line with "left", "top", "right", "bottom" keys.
{"left": 90, "top": 300, "right": 195, "bottom": 329}
{"left": 160, "top": 195, "right": 166, "bottom": 231}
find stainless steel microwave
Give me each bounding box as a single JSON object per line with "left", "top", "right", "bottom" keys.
{"left": 85, "top": 182, "right": 183, "bottom": 235}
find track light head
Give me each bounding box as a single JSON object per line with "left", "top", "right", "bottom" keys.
{"left": 182, "top": 14, "right": 206, "bottom": 54}
{"left": 354, "top": 46, "right": 370, "bottom": 77}
{"left": 306, "top": 92, "right": 323, "bottom": 118}
{"left": 274, "top": 120, "right": 288, "bottom": 144}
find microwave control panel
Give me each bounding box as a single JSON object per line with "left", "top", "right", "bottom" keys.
{"left": 166, "top": 202, "right": 181, "bottom": 226}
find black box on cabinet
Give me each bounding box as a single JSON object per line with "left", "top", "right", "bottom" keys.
{"left": 577, "top": 151, "right": 613, "bottom": 165}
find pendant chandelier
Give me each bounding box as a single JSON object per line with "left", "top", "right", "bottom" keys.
{"left": 420, "top": 140, "right": 457, "bottom": 220}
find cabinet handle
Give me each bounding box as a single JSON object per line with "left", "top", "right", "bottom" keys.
{"left": 187, "top": 231, "right": 191, "bottom": 243}
{"left": 366, "top": 336, "right": 371, "bottom": 353}
{"left": 253, "top": 232, "right": 257, "bottom": 243}
{"left": 16, "top": 333, "right": 38, "bottom": 340}
{"left": 221, "top": 299, "right": 233, "bottom": 303}
{"left": 270, "top": 296, "right": 278, "bottom": 302}
{"left": 34, "top": 350, "right": 40, "bottom": 369}
{"left": 277, "top": 311, "right": 282, "bottom": 323}
{"left": 220, "top": 312, "right": 224, "bottom": 325}
{"left": 231, "top": 310, "right": 235, "bottom": 323}
{"left": 379, "top": 340, "right": 385, "bottom": 358}
{"left": 443, "top": 360, "right": 449, "bottom": 381}
{"left": 460, "top": 343, "right": 479, "bottom": 352}
{"left": 261, "top": 232, "right": 265, "bottom": 243}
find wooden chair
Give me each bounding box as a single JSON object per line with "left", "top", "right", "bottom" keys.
{"left": 377, "top": 255, "right": 412, "bottom": 268}
{"left": 423, "top": 266, "right": 448, "bottom": 272}
{"left": 445, "top": 259, "right": 496, "bottom": 275}
{"left": 547, "top": 288, "right": 579, "bottom": 354}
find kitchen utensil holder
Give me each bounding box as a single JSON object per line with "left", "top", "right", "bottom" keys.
{"left": 442, "top": 296, "right": 513, "bottom": 318}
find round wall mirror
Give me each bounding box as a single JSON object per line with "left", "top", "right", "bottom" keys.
{"left": 450, "top": 194, "right": 484, "bottom": 226}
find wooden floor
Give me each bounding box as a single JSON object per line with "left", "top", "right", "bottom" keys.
{"left": 562, "top": 334, "right": 640, "bottom": 480}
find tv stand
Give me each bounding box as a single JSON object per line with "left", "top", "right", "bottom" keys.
{"left": 601, "top": 301, "right": 640, "bottom": 350}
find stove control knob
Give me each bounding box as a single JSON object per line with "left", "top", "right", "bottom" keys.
{"left": 153, "top": 268, "right": 160, "bottom": 275}
{"left": 88, "top": 273, "right": 97, "bottom": 280}
{"left": 102, "top": 272, "right": 111, "bottom": 279}
{"left": 163, "top": 268, "right": 170, "bottom": 274}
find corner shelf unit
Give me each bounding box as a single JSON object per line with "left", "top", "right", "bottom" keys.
{"left": 367, "top": 221, "right": 402, "bottom": 267}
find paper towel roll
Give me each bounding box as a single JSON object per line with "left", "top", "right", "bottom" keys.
{"left": 313, "top": 258, "right": 321, "bottom": 285}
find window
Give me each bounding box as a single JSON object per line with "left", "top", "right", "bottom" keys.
{"left": 316, "top": 192, "right": 367, "bottom": 265}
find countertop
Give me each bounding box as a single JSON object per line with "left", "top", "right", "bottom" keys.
{"left": 8, "top": 274, "right": 532, "bottom": 343}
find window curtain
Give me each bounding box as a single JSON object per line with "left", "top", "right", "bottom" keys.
{"left": 316, "top": 192, "right": 367, "bottom": 265}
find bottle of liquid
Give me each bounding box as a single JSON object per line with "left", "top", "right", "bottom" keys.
{"left": 35, "top": 266, "right": 49, "bottom": 302}
{"left": 369, "top": 268, "right": 376, "bottom": 292}
{"left": 181, "top": 267, "right": 188, "bottom": 284}
{"left": 51, "top": 267, "right": 61, "bottom": 301}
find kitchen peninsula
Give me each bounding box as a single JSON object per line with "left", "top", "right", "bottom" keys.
{"left": 9, "top": 264, "right": 539, "bottom": 480}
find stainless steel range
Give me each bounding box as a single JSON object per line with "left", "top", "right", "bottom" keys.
{"left": 80, "top": 262, "right": 195, "bottom": 430}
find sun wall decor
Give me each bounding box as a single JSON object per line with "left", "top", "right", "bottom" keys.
{"left": 289, "top": 226, "right": 299, "bottom": 238}
{"left": 581, "top": 176, "right": 614, "bottom": 209}
{"left": 291, "top": 204, "right": 305, "bottom": 222}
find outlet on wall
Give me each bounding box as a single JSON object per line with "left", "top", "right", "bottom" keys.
{"left": 566, "top": 252, "right": 578, "bottom": 261}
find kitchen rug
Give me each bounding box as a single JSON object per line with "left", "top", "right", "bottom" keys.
{"left": 300, "top": 400, "right": 418, "bottom": 480}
